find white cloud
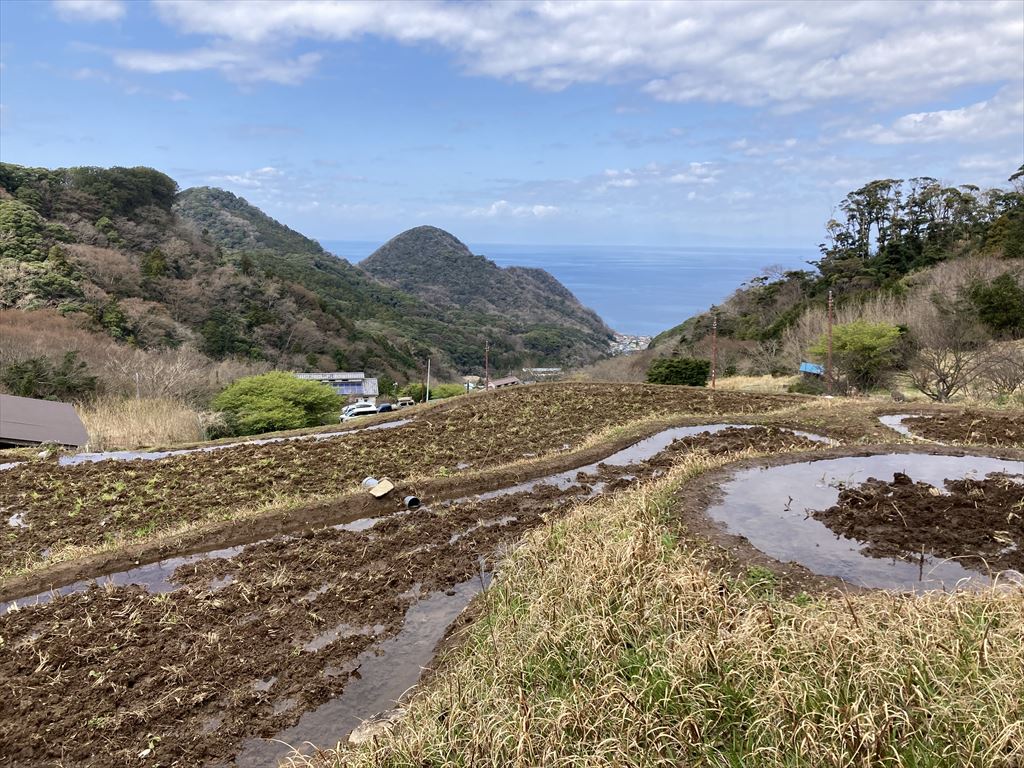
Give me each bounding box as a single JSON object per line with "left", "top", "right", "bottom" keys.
{"left": 468, "top": 200, "right": 559, "bottom": 218}
{"left": 208, "top": 166, "right": 284, "bottom": 189}
{"left": 53, "top": 0, "right": 125, "bottom": 22}
{"left": 730, "top": 137, "right": 799, "bottom": 156}
{"left": 136, "top": 0, "right": 1021, "bottom": 110}
{"left": 113, "top": 46, "right": 321, "bottom": 85}
{"left": 846, "top": 86, "right": 1024, "bottom": 144}
{"left": 669, "top": 162, "right": 721, "bottom": 185}
{"left": 69, "top": 66, "right": 190, "bottom": 101}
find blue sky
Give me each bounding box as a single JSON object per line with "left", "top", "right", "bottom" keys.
{"left": 1, "top": 0, "right": 1022, "bottom": 247}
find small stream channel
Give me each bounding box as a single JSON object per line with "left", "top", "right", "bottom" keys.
{"left": 58, "top": 418, "right": 413, "bottom": 467}
{"left": 235, "top": 577, "right": 487, "bottom": 767}
{"left": 0, "top": 419, "right": 412, "bottom": 474}
{"left": 706, "top": 453, "right": 1023, "bottom": 592}
{"left": 878, "top": 414, "right": 936, "bottom": 441}
{"left": 477, "top": 424, "right": 833, "bottom": 499}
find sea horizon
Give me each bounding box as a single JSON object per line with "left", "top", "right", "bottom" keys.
{"left": 321, "top": 239, "right": 820, "bottom": 337}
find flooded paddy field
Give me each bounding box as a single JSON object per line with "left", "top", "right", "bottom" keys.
{"left": 899, "top": 409, "right": 1024, "bottom": 446}
{"left": 0, "top": 384, "right": 802, "bottom": 581}
{"left": 0, "top": 420, "right": 828, "bottom": 766}
{"left": 2, "top": 384, "right": 1022, "bottom": 767}
{"left": 879, "top": 410, "right": 1024, "bottom": 446}
{"left": 703, "top": 451, "right": 1023, "bottom": 591}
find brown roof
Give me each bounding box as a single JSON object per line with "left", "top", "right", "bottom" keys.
{"left": 0, "top": 394, "right": 90, "bottom": 447}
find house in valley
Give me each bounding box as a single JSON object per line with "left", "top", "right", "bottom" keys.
{"left": 294, "top": 372, "right": 379, "bottom": 403}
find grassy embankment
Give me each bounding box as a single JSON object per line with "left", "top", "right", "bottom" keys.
{"left": 315, "top": 452, "right": 1024, "bottom": 767}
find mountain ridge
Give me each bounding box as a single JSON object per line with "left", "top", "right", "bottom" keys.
{"left": 0, "top": 163, "right": 612, "bottom": 387}
{"left": 361, "top": 225, "right": 612, "bottom": 341}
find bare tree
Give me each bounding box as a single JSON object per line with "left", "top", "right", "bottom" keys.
{"left": 907, "top": 295, "right": 990, "bottom": 402}
{"left": 980, "top": 343, "right": 1024, "bottom": 399}
{"left": 746, "top": 338, "right": 785, "bottom": 375}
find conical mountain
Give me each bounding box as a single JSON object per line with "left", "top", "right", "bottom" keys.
{"left": 361, "top": 225, "right": 612, "bottom": 336}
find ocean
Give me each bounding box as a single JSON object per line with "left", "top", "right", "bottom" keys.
{"left": 320, "top": 240, "right": 820, "bottom": 337}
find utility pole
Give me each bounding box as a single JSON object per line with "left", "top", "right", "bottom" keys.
{"left": 710, "top": 314, "right": 718, "bottom": 390}
{"left": 826, "top": 290, "right": 834, "bottom": 395}
{"left": 425, "top": 357, "right": 431, "bottom": 402}
{"left": 484, "top": 340, "right": 490, "bottom": 390}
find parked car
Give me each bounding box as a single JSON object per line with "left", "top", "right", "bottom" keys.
{"left": 376, "top": 403, "right": 393, "bottom": 413}
{"left": 396, "top": 396, "right": 416, "bottom": 408}
{"left": 341, "top": 402, "right": 378, "bottom": 422}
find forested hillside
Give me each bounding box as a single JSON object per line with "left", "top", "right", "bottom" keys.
{"left": 0, "top": 163, "right": 613, "bottom": 405}
{"left": 652, "top": 169, "right": 1024, "bottom": 400}
{"left": 361, "top": 226, "right": 612, "bottom": 356}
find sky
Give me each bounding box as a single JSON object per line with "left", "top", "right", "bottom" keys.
{"left": 1, "top": 0, "right": 1022, "bottom": 248}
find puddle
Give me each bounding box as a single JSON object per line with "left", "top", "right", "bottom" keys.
{"left": 706, "top": 453, "right": 1023, "bottom": 592}
{"left": 301, "top": 623, "right": 382, "bottom": 653}
{"left": 252, "top": 676, "right": 277, "bottom": 692}
{"left": 477, "top": 424, "right": 832, "bottom": 500}
{"left": 235, "top": 577, "right": 486, "bottom": 766}
{"left": 272, "top": 698, "right": 298, "bottom": 715}
{"left": 878, "top": 414, "right": 944, "bottom": 443}
{"left": 208, "top": 574, "right": 234, "bottom": 591}
{"left": 51, "top": 419, "right": 413, "bottom": 468}
{"left": 1, "top": 542, "right": 247, "bottom": 614}
{"left": 0, "top": 462, "right": 23, "bottom": 472}
{"left": 2, "top": 506, "right": 400, "bottom": 614}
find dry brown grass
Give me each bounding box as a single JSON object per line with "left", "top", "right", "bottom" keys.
{"left": 78, "top": 397, "right": 212, "bottom": 450}
{"left": 312, "top": 453, "right": 1024, "bottom": 767}
{"left": 715, "top": 374, "right": 799, "bottom": 394}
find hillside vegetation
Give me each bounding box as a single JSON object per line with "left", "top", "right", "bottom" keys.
{"left": 0, "top": 164, "right": 613, "bottom": 412}
{"left": 652, "top": 169, "right": 1024, "bottom": 401}
{"left": 362, "top": 225, "right": 612, "bottom": 359}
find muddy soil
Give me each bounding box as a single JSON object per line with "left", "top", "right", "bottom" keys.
{"left": 660, "top": 426, "right": 825, "bottom": 457}
{"left": 903, "top": 410, "right": 1024, "bottom": 447}
{"left": 0, "top": 423, "right": 825, "bottom": 766}
{"left": 0, "top": 486, "right": 581, "bottom": 766}
{"left": 0, "top": 384, "right": 802, "bottom": 574}
{"left": 812, "top": 472, "right": 1024, "bottom": 572}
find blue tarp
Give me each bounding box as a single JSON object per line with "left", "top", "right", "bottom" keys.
{"left": 799, "top": 362, "right": 824, "bottom": 375}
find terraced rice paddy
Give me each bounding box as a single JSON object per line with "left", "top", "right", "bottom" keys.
{"left": 1, "top": 383, "right": 1021, "bottom": 766}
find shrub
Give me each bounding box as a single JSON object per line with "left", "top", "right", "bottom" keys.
{"left": 809, "top": 320, "right": 903, "bottom": 391}
{"left": 0, "top": 351, "right": 98, "bottom": 401}
{"left": 645, "top": 357, "right": 711, "bottom": 386}
{"left": 211, "top": 371, "right": 342, "bottom": 436}
{"left": 0, "top": 199, "right": 46, "bottom": 261}
{"left": 399, "top": 382, "right": 465, "bottom": 401}
{"left": 968, "top": 273, "right": 1024, "bottom": 337}
{"left": 787, "top": 376, "right": 826, "bottom": 395}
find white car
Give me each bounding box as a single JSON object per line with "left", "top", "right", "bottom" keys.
{"left": 341, "top": 402, "right": 378, "bottom": 422}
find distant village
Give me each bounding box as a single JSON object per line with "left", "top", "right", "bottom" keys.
{"left": 609, "top": 333, "right": 653, "bottom": 355}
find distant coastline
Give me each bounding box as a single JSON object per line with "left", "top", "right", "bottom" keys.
{"left": 323, "top": 239, "right": 817, "bottom": 337}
